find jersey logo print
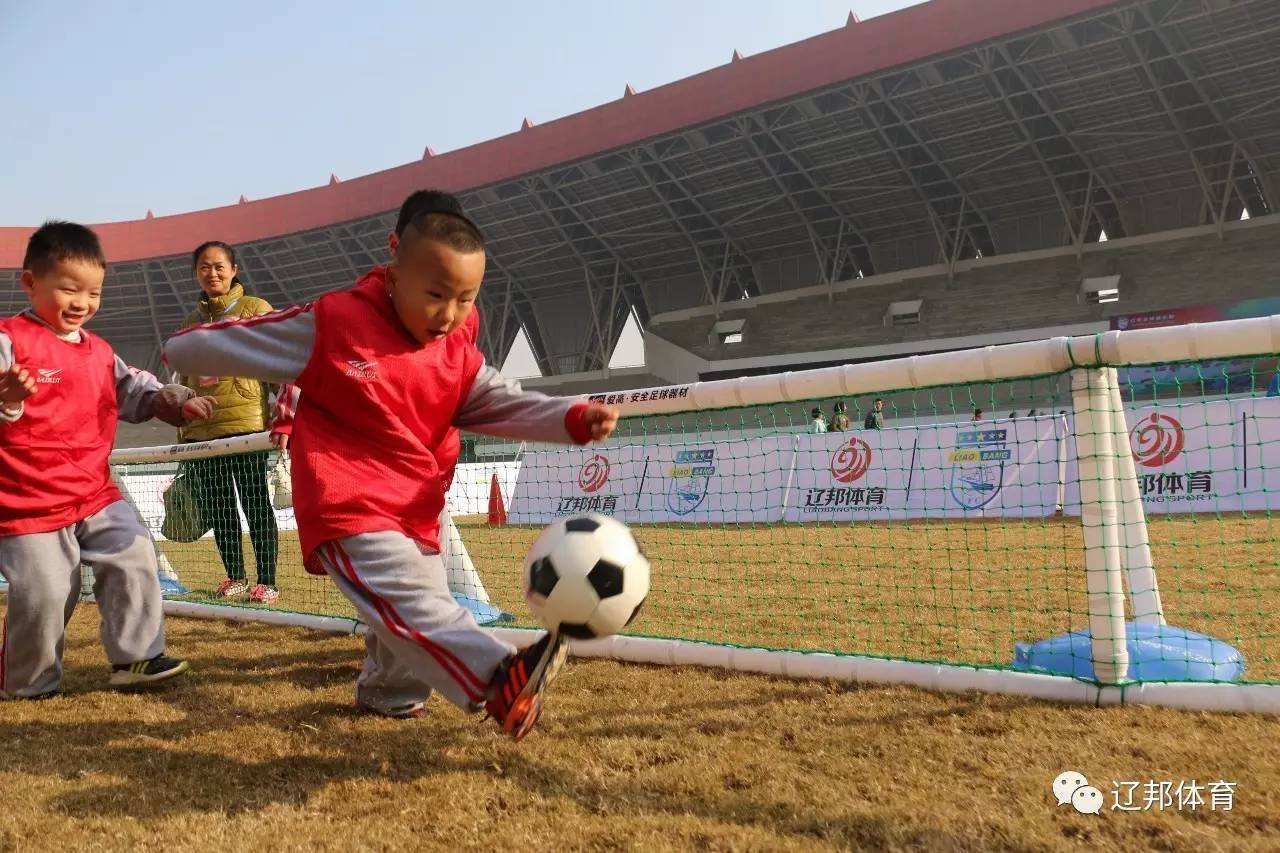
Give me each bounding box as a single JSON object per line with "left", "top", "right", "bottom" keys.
{"left": 36, "top": 368, "right": 63, "bottom": 384}
{"left": 344, "top": 359, "right": 379, "bottom": 380}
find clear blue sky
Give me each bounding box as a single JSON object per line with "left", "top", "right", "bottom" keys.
{"left": 1, "top": 0, "right": 923, "bottom": 225}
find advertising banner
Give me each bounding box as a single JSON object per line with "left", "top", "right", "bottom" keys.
{"left": 634, "top": 436, "right": 794, "bottom": 524}
{"left": 507, "top": 444, "right": 649, "bottom": 523}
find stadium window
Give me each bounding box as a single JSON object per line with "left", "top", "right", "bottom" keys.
{"left": 711, "top": 318, "right": 746, "bottom": 346}
{"left": 885, "top": 299, "right": 923, "bottom": 327}
{"left": 1082, "top": 274, "right": 1120, "bottom": 305}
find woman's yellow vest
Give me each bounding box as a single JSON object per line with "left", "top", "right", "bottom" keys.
{"left": 177, "top": 283, "right": 275, "bottom": 442}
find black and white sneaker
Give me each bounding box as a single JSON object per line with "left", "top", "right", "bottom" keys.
{"left": 109, "top": 654, "right": 190, "bottom": 687}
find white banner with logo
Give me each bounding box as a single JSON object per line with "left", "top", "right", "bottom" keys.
{"left": 502, "top": 397, "right": 1280, "bottom": 525}
{"left": 1063, "top": 396, "right": 1280, "bottom": 515}
{"left": 785, "top": 418, "right": 1063, "bottom": 522}
{"left": 635, "top": 436, "right": 794, "bottom": 524}
{"left": 905, "top": 417, "right": 1065, "bottom": 518}
{"left": 786, "top": 430, "right": 910, "bottom": 521}
{"left": 508, "top": 444, "right": 649, "bottom": 523}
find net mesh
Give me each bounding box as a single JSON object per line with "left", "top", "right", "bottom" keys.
{"left": 108, "top": 355, "right": 1280, "bottom": 685}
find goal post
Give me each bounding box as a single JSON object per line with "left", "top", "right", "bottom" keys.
{"left": 105, "top": 432, "right": 507, "bottom": 626}
{"left": 98, "top": 315, "right": 1280, "bottom": 714}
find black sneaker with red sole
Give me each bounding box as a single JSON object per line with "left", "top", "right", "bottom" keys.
{"left": 484, "top": 632, "right": 569, "bottom": 741}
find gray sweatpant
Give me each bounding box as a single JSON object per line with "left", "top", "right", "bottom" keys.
{"left": 314, "top": 532, "right": 515, "bottom": 713}
{"left": 0, "top": 500, "right": 166, "bottom": 697}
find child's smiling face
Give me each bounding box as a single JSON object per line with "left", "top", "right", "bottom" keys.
{"left": 21, "top": 258, "right": 104, "bottom": 335}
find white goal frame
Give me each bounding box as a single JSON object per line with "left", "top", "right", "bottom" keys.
{"left": 105, "top": 315, "right": 1280, "bottom": 714}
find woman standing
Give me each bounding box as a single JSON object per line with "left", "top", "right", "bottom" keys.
{"left": 177, "top": 241, "right": 286, "bottom": 603}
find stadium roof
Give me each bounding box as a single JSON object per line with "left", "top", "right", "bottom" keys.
{"left": 4, "top": 0, "right": 1278, "bottom": 377}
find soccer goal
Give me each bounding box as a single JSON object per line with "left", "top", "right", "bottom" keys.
{"left": 104, "top": 315, "right": 1280, "bottom": 714}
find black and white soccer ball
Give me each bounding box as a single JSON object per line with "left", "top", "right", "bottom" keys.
{"left": 523, "top": 513, "right": 650, "bottom": 640}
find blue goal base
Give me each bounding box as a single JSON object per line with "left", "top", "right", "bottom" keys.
{"left": 159, "top": 576, "right": 189, "bottom": 598}
{"left": 455, "top": 594, "right": 514, "bottom": 627}
{"left": 1012, "top": 622, "right": 1244, "bottom": 682}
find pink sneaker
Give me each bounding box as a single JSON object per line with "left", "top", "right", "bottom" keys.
{"left": 215, "top": 578, "right": 249, "bottom": 599}
{"left": 248, "top": 584, "right": 280, "bottom": 604}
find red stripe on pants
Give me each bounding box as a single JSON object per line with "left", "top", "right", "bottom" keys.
{"left": 326, "top": 543, "right": 488, "bottom": 702}
{"left": 0, "top": 614, "right": 8, "bottom": 694}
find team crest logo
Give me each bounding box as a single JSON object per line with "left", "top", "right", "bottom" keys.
{"left": 36, "top": 368, "right": 62, "bottom": 384}
{"left": 948, "top": 428, "right": 1011, "bottom": 510}
{"left": 344, "top": 359, "right": 378, "bottom": 380}
{"left": 830, "top": 437, "right": 872, "bottom": 484}
{"left": 667, "top": 448, "right": 715, "bottom": 516}
{"left": 578, "top": 453, "right": 610, "bottom": 493}
{"left": 1129, "top": 412, "right": 1184, "bottom": 468}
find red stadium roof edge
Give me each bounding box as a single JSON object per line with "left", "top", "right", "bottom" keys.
{"left": 0, "top": 0, "right": 1121, "bottom": 268}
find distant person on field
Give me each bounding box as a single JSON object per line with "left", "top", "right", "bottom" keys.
{"left": 0, "top": 222, "right": 215, "bottom": 698}
{"left": 809, "top": 407, "right": 828, "bottom": 433}
{"left": 165, "top": 189, "right": 618, "bottom": 739}
{"left": 830, "top": 401, "right": 850, "bottom": 432}
{"left": 1268, "top": 371, "right": 1279, "bottom": 397}
{"left": 864, "top": 397, "right": 885, "bottom": 430}
{"left": 176, "top": 241, "right": 293, "bottom": 605}
{"left": 973, "top": 407, "right": 983, "bottom": 422}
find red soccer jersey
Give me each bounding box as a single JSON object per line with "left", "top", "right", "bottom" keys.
{"left": 291, "top": 267, "right": 484, "bottom": 571}
{"left": 0, "top": 313, "right": 122, "bottom": 535}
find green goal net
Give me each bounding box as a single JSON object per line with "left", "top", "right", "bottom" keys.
{"left": 102, "top": 322, "right": 1280, "bottom": 709}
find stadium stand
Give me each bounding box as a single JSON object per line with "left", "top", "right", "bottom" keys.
{"left": 651, "top": 216, "right": 1280, "bottom": 376}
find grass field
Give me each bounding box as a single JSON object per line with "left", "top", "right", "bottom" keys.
{"left": 0, "top": 608, "right": 1278, "bottom": 850}
{"left": 3, "top": 514, "right": 1280, "bottom": 848}
{"left": 158, "top": 514, "right": 1280, "bottom": 681}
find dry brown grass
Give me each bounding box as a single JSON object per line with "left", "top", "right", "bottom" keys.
{"left": 161, "top": 515, "right": 1280, "bottom": 680}
{"left": 0, "top": 608, "right": 1277, "bottom": 851}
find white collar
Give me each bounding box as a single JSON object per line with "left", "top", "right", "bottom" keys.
{"left": 23, "top": 309, "right": 83, "bottom": 343}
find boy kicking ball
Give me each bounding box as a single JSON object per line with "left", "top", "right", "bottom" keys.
{"left": 164, "top": 190, "right": 618, "bottom": 739}
{"left": 0, "top": 222, "right": 216, "bottom": 698}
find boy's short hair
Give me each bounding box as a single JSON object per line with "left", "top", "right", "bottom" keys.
{"left": 395, "top": 190, "right": 485, "bottom": 254}
{"left": 23, "top": 221, "right": 107, "bottom": 276}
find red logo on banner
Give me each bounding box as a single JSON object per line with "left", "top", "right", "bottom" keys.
{"left": 1129, "top": 412, "right": 1185, "bottom": 468}
{"left": 578, "top": 453, "right": 611, "bottom": 493}
{"left": 830, "top": 437, "right": 872, "bottom": 483}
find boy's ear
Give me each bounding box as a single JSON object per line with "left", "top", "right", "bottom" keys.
{"left": 387, "top": 231, "right": 399, "bottom": 260}
{"left": 19, "top": 270, "right": 35, "bottom": 293}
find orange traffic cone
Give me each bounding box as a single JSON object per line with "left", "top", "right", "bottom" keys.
{"left": 487, "top": 472, "right": 508, "bottom": 526}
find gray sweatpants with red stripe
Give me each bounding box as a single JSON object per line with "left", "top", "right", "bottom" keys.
{"left": 316, "top": 532, "right": 515, "bottom": 713}
{"left": 0, "top": 500, "right": 166, "bottom": 697}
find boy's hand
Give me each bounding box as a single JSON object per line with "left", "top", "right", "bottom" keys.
{"left": 583, "top": 403, "right": 619, "bottom": 442}
{"left": 0, "top": 364, "right": 37, "bottom": 406}
{"left": 182, "top": 395, "right": 217, "bottom": 423}
{"left": 270, "top": 430, "right": 290, "bottom": 451}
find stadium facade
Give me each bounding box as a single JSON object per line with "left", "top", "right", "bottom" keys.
{"left": 3, "top": 0, "right": 1279, "bottom": 410}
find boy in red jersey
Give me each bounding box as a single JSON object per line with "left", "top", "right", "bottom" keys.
{"left": 0, "top": 222, "right": 216, "bottom": 698}
{"left": 165, "top": 190, "right": 619, "bottom": 739}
